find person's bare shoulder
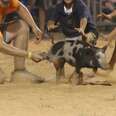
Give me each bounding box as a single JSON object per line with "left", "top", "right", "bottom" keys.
{"left": 11, "top": 0, "right": 19, "bottom": 8}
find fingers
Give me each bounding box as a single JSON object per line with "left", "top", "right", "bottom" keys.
{"left": 74, "top": 27, "right": 80, "bottom": 32}
{"left": 32, "top": 58, "right": 42, "bottom": 63}
{"left": 48, "top": 24, "right": 58, "bottom": 31}
{"left": 33, "top": 27, "right": 43, "bottom": 42}
{"left": 31, "top": 54, "right": 43, "bottom": 63}
{"left": 74, "top": 28, "right": 85, "bottom": 36}
{"left": 97, "top": 13, "right": 111, "bottom": 20}
{"left": 97, "top": 13, "right": 103, "bottom": 18}
{"left": 34, "top": 31, "right": 43, "bottom": 44}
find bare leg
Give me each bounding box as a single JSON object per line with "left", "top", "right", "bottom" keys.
{"left": 101, "top": 28, "right": 116, "bottom": 70}
{"left": 107, "top": 28, "right": 116, "bottom": 42}
{"left": 7, "top": 20, "right": 44, "bottom": 83}
{"left": 0, "top": 68, "right": 6, "bottom": 84}
{"left": 13, "top": 20, "right": 28, "bottom": 71}
{"left": 109, "top": 41, "right": 116, "bottom": 69}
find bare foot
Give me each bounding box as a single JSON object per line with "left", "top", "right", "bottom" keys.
{"left": 11, "top": 70, "right": 45, "bottom": 83}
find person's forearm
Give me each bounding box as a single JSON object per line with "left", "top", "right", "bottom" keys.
{"left": 0, "top": 33, "right": 28, "bottom": 57}
{"left": 0, "top": 42, "right": 28, "bottom": 57}
{"left": 80, "top": 17, "right": 87, "bottom": 31}
{"left": 17, "top": 2, "right": 41, "bottom": 32}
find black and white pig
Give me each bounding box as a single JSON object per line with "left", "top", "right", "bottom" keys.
{"left": 39, "top": 39, "right": 109, "bottom": 84}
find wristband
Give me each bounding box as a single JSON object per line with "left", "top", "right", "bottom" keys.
{"left": 28, "top": 52, "right": 32, "bottom": 59}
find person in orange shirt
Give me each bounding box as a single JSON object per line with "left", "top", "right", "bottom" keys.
{"left": 0, "top": 0, "right": 44, "bottom": 83}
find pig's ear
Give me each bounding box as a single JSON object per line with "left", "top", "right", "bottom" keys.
{"left": 102, "top": 45, "right": 108, "bottom": 53}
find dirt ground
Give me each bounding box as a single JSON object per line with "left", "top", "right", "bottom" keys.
{"left": 0, "top": 39, "right": 116, "bottom": 116}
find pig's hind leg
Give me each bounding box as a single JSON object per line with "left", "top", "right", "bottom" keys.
{"left": 53, "top": 58, "right": 65, "bottom": 83}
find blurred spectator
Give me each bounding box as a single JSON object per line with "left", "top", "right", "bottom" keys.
{"left": 44, "top": 0, "right": 62, "bottom": 10}
{"left": 102, "top": 0, "right": 114, "bottom": 14}
{"left": 27, "top": 0, "right": 46, "bottom": 38}
{"left": 32, "top": 0, "right": 63, "bottom": 38}
{"left": 46, "top": 0, "right": 62, "bottom": 25}
{"left": 36, "top": 0, "right": 46, "bottom": 37}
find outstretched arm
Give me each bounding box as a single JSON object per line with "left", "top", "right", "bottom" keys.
{"left": 80, "top": 17, "right": 87, "bottom": 33}
{"left": 0, "top": 32, "right": 42, "bottom": 62}
{"left": 17, "top": 1, "right": 42, "bottom": 41}
{"left": 0, "top": 32, "right": 28, "bottom": 57}
{"left": 75, "top": 17, "right": 87, "bottom": 35}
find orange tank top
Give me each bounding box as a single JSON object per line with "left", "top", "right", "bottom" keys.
{"left": 0, "top": 0, "right": 19, "bottom": 15}
{"left": 0, "top": 32, "right": 3, "bottom": 38}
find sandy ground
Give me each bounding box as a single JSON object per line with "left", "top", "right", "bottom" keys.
{"left": 0, "top": 39, "right": 116, "bottom": 116}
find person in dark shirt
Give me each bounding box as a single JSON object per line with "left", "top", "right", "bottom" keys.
{"left": 102, "top": 0, "right": 114, "bottom": 14}
{"left": 47, "top": 0, "right": 98, "bottom": 43}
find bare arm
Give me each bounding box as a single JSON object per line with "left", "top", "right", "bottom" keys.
{"left": 0, "top": 32, "right": 28, "bottom": 57}
{"left": 17, "top": 1, "right": 42, "bottom": 40}
{"left": 0, "top": 32, "right": 42, "bottom": 62}
{"left": 80, "top": 17, "right": 87, "bottom": 32}
{"left": 97, "top": 10, "right": 116, "bottom": 20}
{"left": 75, "top": 17, "right": 87, "bottom": 35}
{"left": 47, "top": 20, "right": 60, "bottom": 31}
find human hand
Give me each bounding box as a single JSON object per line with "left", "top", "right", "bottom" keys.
{"left": 33, "top": 27, "right": 43, "bottom": 44}
{"left": 75, "top": 27, "right": 85, "bottom": 36}
{"left": 85, "top": 33, "right": 96, "bottom": 45}
{"left": 28, "top": 52, "right": 43, "bottom": 62}
{"left": 47, "top": 20, "right": 59, "bottom": 31}
{"left": 48, "top": 24, "right": 59, "bottom": 31}
{"left": 97, "top": 13, "right": 111, "bottom": 20}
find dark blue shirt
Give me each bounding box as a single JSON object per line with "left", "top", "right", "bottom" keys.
{"left": 50, "top": 0, "right": 97, "bottom": 37}
{"left": 21, "top": 0, "right": 28, "bottom": 6}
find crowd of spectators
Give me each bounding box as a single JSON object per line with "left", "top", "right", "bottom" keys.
{"left": 20, "top": 0, "right": 116, "bottom": 37}
{"left": 19, "top": 0, "right": 62, "bottom": 38}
